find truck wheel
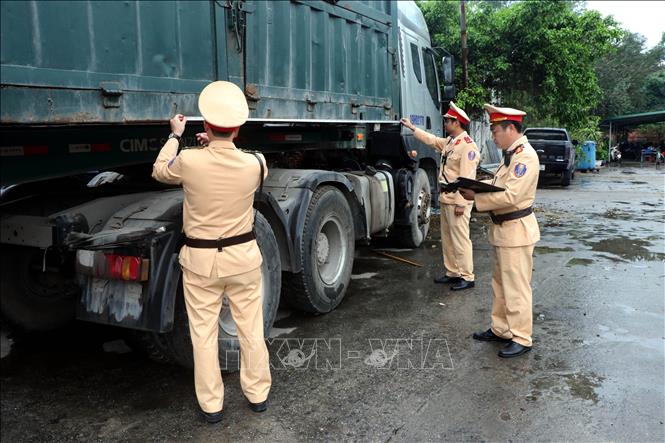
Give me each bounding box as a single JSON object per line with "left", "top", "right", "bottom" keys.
{"left": 394, "top": 168, "right": 431, "bottom": 248}
{"left": 283, "top": 186, "right": 355, "bottom": 313}
{"left": 142, "top": 212, "right": 281, "bottom": 372}
{"left": 0, "top": 248, "right": 77, "bottom": 331}
{"left": 561, "top": 169, "right": 572, "bottom": 187}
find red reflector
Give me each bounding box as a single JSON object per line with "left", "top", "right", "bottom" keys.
{"left": 106, "top": 254, "right": 123, "bottom": 279}
{"left": 24, "top": 145, "right": 49, "bottom": 155}
{"left": 92, "top": 143, "right": 111, "bottom": 152}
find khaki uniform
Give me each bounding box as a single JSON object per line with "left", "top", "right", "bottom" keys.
{"left": 152, "top": 138, "right": 271, "bottom": 413}
{"left": 474, "top": 135, "right": 540, "bottom": 346}
{"left": 414, "top": 129, "right": 480, "bottom": 281}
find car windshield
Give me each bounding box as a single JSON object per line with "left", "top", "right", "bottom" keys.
{"left": 525, "top": 130, "right": 568, "bottom": 141}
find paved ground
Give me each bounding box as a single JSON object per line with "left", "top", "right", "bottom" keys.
{"left": 2, "top": 164, "right": 664, "bottom": 442}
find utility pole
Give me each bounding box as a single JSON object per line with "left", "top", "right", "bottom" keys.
{"left": 460, "top": 0, "right": 469, "bottom": 89}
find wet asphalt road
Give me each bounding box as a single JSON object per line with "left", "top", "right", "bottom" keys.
{"left": 1, "top": 165, "right": 664, "bottom": 442}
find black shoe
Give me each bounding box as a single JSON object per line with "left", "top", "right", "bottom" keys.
{"left": 472, "top": 328, "right": 511, "bottom": 342}
{"left": 434, "top": 275, "right": 462, "bottom": 284}
{"left": 199, "top": 408, "right": 224, "bottom": 423}
{"left": 248, "top": 399, "right": 268, "bottom": 413}
{"left": 498, "top": 341, "right": 532, "bottom": 358}
{"left": 451, "top": 280, "right": 475, "bottom": 291}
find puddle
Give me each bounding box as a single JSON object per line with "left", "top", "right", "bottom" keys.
{"left": 561, "top": 372, "right": 605, "bottom": 404}
{"left": 269, "top": 327, "right": 297, "bottom": 338}
{"left": 351, "top": 272, "right": 378, "bottom": 280}
{"left": 566, "top": 258, "right": 594, "bottom": 267}
{"left": 593, "top": 253, "right": 628, "bottom": 263}
{"left": 584, "top": 236, "right": 665, "bottom": 261}
{"left": 528, "top": 371, "right": 604, "bottom": 404}
{"left": 534, "top": 246, "right": 574, "bottom": 254}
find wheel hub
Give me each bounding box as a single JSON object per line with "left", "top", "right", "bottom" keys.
{"left": 316, "top": 232, "right": 330, "bottom": 265}
{"left": 417, "top": 190, "right": 432, "bottom": 226}
{"left": 316, "top": 217, "right": 347, "bottom": 285}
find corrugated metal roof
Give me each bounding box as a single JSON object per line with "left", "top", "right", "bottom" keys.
{"left": 602, "top": 110, "right": 665, "bottom": 126}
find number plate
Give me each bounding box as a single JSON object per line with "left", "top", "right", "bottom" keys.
{"left": 539, "top": 164, "right": 545, "bottom": 171}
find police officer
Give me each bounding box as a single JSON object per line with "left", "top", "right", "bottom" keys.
{"left": 400, "top": 102, "right": 480, "bottom": 291}
{"left": 458, "top": 104, "right": 540, "bottom": 358}
{"left": 152, "top": 81, "right": 271, "bottom": 422}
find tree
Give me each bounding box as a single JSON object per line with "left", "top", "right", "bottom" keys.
{"left": 418, "top": 0, "right": 622, "bottom": 134}
{"left": 595, "top": 32, "right": 665, "bottom": 118}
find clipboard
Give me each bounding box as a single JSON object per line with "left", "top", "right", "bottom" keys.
{"left": 440, "top": 177, "right": 505, "bottom": 193}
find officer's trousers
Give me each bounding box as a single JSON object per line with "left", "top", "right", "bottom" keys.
{"left": 440, "top": 204, "right": 475, "bottom": 281}
{"left": 490, "top": 245, "right": 535, "bottom": 347}
{"left": 182, "top": 266, "right": 271, "bottom": 413}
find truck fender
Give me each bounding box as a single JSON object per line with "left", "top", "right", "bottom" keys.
{"left": 264, "top": 169, "right": 367, "bottom": 274}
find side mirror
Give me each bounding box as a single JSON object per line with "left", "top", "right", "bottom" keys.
{"left": 572, "top": 139, "right": 579, "bottom": 146}
{"left": 441, "top": 56, "right": 454, "bottom": 84}
{"left": 442, "top": 85, "right": 455, "bottom": 101}
{"left": 440, "top": 56, "right": 455, "bottom": 102}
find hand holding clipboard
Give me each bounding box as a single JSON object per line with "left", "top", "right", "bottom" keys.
{"left": 440, "top": 177, "right": 504, "bottom": 194}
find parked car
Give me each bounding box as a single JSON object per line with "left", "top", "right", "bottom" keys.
{"left": 524, "top": 128, "right": 578, "bottom": 186}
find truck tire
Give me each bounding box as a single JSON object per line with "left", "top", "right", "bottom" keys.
{"left": 283, "top": 186, "right": 355, "bottom": 313}
{"left": 138, "top": 212, "right": 281, "bottom": 372}
{"left": 561, "top": 169, "right": 572, "bottom": 187}
{"left": 394, "top": 168, "right": 431, "bottom": 248}
{"left": 0, "top": 247, "right": 77, "bottom": 331}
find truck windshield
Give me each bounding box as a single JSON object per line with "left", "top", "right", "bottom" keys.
{"left": 422, "top": 48, "right": 440, "bottom": 109}
{"left": 525, "top": 130, "right": 568, "bottom": 141}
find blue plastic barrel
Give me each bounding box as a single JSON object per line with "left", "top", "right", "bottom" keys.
{"left": 576, "top": 141, "right": 596, "bottom": 171}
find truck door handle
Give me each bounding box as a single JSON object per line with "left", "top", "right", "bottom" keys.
{"left": 426, "top": 116, "right": 431, "bottom": 129}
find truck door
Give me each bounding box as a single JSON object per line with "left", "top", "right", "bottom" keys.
{"left": 420, "top": 47, "right": 443, "bottom": 137}
{"left": 399, "top": 30, "right": 442, "bottom": 137}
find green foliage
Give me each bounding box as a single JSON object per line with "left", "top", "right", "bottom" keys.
{"left": 644, "top": 69, "right": 665, "bottom": 110}
{"left": 595, "top": 140, "right": 608, "bottom": 161}
{"left": 595, "top": 32, "right": 665, "bottom": 117}
{"left": 419, "top": 0, "right": 622, "bottom": 128}
{"left": 571, "top": 115, "right": 602, "bottom": 159}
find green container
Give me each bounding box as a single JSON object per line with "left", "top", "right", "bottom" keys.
{"left": 1, "top": 0, "right": 399, "bottom": 124}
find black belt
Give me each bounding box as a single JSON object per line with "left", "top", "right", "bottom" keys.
{"left": 184, "top": 231, "right": 255, "bottom": 251}
{"left": 490, "top": 207, "right": 533, "bottom": 225}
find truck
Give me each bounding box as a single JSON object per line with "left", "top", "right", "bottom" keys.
{"left": 523, "top": 127, "right": 578, "bottom": 186}
{"left": 0, "top": 0, "right": 454, "bottom": 370}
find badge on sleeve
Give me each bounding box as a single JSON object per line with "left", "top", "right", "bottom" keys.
{"left": 468, "top": 151, "right": 476, "bottom": 161}
{"left": 514, "top": 163, "right": 527, "bottom": 177}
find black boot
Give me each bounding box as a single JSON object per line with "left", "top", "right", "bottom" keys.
{"left": 472, "top": 328, "right": 511, "bottom": 342}
{"left": 498, "top": 341, "right": 532, "bottom": 358}
{"left": 433, "top": 275, "right": 462, "bottom": 284}
{"left": 199, "top": 408, "right": 224, "bottom": 423}
{"left": 248, "top": 399, "right": 268, "bottom": 413}
{"left": 451, "top": 280, "right": 475, "bottom": 291}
